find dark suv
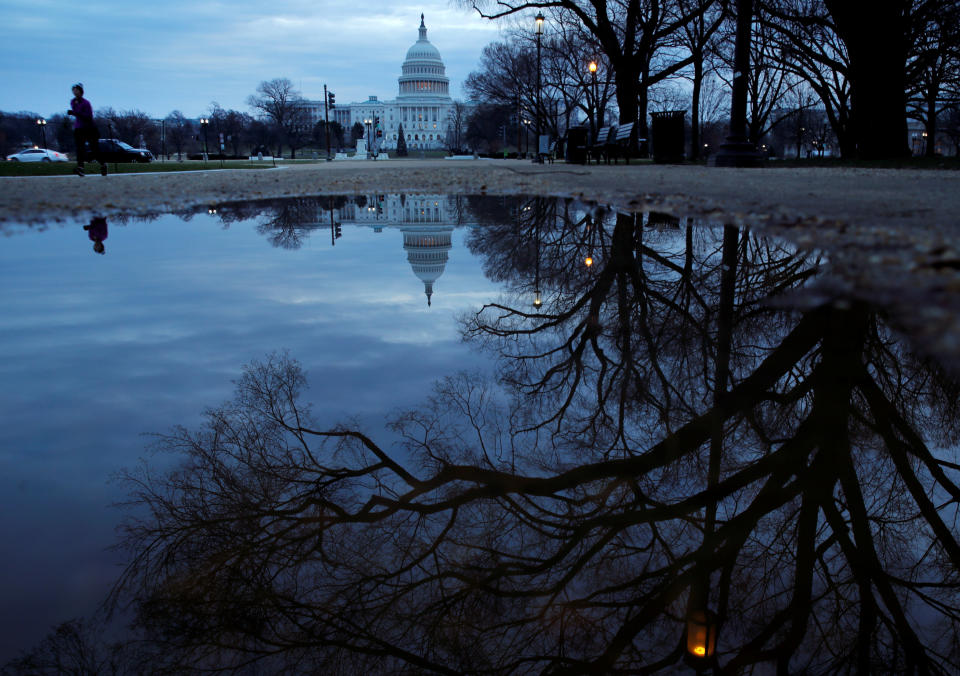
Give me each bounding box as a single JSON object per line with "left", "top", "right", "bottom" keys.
{"left": 98, "top": 138, "right": 154, "bottom": 163}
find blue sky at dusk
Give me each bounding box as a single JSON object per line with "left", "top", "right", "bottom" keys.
{"left": 1, "top": 1, "right": 505, "bottom": 118}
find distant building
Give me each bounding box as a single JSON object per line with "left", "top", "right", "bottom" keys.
{"left": 300, "top": 15, "right": 456, "bottom": 152}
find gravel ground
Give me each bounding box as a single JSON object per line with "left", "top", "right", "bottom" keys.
{"left": 3, "top": 159, "right": 959, "bottom": 370}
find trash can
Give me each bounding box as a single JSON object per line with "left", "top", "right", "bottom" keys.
{"left": 650, "top": 110, "right": 685, "bottom": 163}
{"left": 565, "top": 126, "right": 588, "bottom": 164}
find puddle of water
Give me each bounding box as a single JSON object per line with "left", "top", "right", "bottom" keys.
{"left": 1, "top": 196, "right": 957, "bottom": 673}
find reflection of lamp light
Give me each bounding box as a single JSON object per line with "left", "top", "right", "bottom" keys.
{"left": 685, "top": 609, "right": 717, "bottom": 661}
{"left": 533, "top": 292, "right": 542, "bottom": 309}
{"left": 584, "top": 256, "right": 593, "bottom": 267}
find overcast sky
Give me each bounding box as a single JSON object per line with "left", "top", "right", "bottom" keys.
{"left": 1, "top": 0, "right": 506, "bottom": 119}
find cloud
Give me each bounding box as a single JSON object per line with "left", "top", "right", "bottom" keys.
{"left": 0, "top": 0, "right": 502, "bottom": 117}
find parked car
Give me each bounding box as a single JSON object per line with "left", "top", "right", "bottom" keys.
{"left": 98, "top": 139, "right": 154, "bottom": 163}
{"left": 6, "top": 148, "right": 69, "bottom": 162}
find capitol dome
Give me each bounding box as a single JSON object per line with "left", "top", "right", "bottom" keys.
{"left": 402, "top": 225, "right": 453, "bottom": 306}
{"left": 398, "top": 14, "right": 451, "bottom": 99}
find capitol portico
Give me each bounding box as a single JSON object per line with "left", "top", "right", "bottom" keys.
{"left": 303, "top": 14, "right": 457, "bottom": 152}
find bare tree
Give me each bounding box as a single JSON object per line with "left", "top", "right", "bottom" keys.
{"left": 2, "top": 617, "right": 145, "bottom": 675}
{"left": 444, "top": 101, "right": 470, "bottom": 152}
{"left": 907, "top": 1, "right": 960, "bottom": 156}
{"left": 468, "top": 0, "right": 720, "bottom": 149}
{"left": 676, "top": 0, "right": 728, "bottom": 159}
{"left": 163, "top": 110, "right": 193, "bottom": 160}
{"left": 757, "top": 0, "right": 855, "bottom": 156}
{"left": 761, "top": 0, "right": 954, "bottom": 159}
{"left": 246, "top": 78, "right": 307, "bottom": 158}
{"left": 97, "top": 108, "right": 158, "bottom": 149}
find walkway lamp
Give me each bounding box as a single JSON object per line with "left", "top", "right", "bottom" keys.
{"left": 199, "top": 118, "right": 209, "bottom": 163}
{"left": 363, "top": 118, "right": 373, "bottom": 153}
{"left": 36, "top": 118, "right": 47, "bottom": 149}
{"left": 685, "top": 607, "right": 718, "bottom": 667}
{"left": 710, "top": 0, "right": 764, "bottom": 167}
{"left": 534, "top": 12, "right": 545, "bottom": 163}
{"left": 588, "top": 61, "right": 598, "bottom": 137}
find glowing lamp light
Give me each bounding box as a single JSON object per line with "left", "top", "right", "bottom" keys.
{"left": 685, "top": 609, "right": 717, "bottom": 662}
{"left": 589, "top": 61, "right": 597, "bottom": 73}
{"left": 535, "top": 11, "right": 544, "bottom": 34}
{"left": 584, "top": 256, "right": 593, "bottom": 267}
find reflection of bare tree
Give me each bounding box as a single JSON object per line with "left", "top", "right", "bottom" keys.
{"left": 254, "top": 199, "right": 323, "bottom": 250}
{"left": 178, "top": 197, "right": 351, "bottom": 248}
{"left": 105, "top": 206, "right": 960, "bottom": 674}
{"left": 2, "top": 617, "right": 145, "bottom": 675}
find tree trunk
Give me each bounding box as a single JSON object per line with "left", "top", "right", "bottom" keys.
{"left": 614, "top": 60, "right": 644, "bottom": 155}
{"left": 614, "top": 62, "right": 640, "bottom": 129}
{"left": 690, "top": 57, "right": 703, "bottom": 161}
{"left": 826, "top": 0, "right": 911, "bottom": 159}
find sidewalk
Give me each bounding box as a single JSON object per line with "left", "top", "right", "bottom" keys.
{"left": 1, "top": 159, "right": 956, "bottom": 229}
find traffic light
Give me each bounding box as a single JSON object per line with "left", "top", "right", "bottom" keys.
{"left": 377, "top": 128, "right": 383, "bottom": 138}
{"left": 327, "top": 92, "right": 335, "bottom": 109}
{"left": 334, "top": 223, "right": 342, "bottom": 239}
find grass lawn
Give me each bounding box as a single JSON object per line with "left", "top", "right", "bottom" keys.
{"left": 0, "top": 159, "right": 285, "bottom": 177}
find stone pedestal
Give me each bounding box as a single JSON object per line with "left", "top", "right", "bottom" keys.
{"left": 353, "top": 139, "right": 369, "bottom": 160}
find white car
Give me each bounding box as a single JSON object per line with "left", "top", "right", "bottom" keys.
{"left": 6, "top": 148, "right": 69, "bottom": 162}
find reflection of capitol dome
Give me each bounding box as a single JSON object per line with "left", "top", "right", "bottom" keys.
{"left": 398, "top": 14, "right": 451, "bottom": 99}
{"left": 402, "top": 225, "right": 453, "bottom": 306}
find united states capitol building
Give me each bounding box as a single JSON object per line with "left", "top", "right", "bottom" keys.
{"left": 299, "top": 14, "right": 457, "bottom": 152}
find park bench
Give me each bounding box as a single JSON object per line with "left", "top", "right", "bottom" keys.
{"left": 610, "top": 122, "right": 647, "bottom": 164}
{"left": 589, "top": 126, "right": 616, "bottom": 164}
{"left": 539, "top": 139, "right": 557, "bottom": 164}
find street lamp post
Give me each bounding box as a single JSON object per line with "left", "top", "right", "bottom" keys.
{"left": 363, "top": 118, "right": 373, "bottom": 156}
{"left": 710, "top": 0, "right": 764, "bottom": 167}
{"left": 534, "top": 12, "right": 544, "bottom": 164}
{"left": 36, "top": 118, "right": 47, "bottom": 149}
{"left": 588, "top": 61, "right": 598, "bottom": 139}
{"left": 199, "top": 118, "right": 209, "bottom": 164}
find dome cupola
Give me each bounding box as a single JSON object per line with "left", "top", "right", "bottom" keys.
{"left": 398, "top": 14, "right": 451, "bottom": 99}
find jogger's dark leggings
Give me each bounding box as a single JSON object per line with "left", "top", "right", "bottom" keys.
{"left": 73, "top": 128, "right": 101, "bottom": 169}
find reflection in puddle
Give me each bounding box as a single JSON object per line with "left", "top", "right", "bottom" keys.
{"left": 4, "top": 197, "right": 959, "bottom": 673}
{"left": 194, "top": 194, "right": 466, "bottom": 305}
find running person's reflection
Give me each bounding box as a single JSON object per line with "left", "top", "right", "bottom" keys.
{"left": 83, "top": 217, "right": 108, "bottom": 254}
